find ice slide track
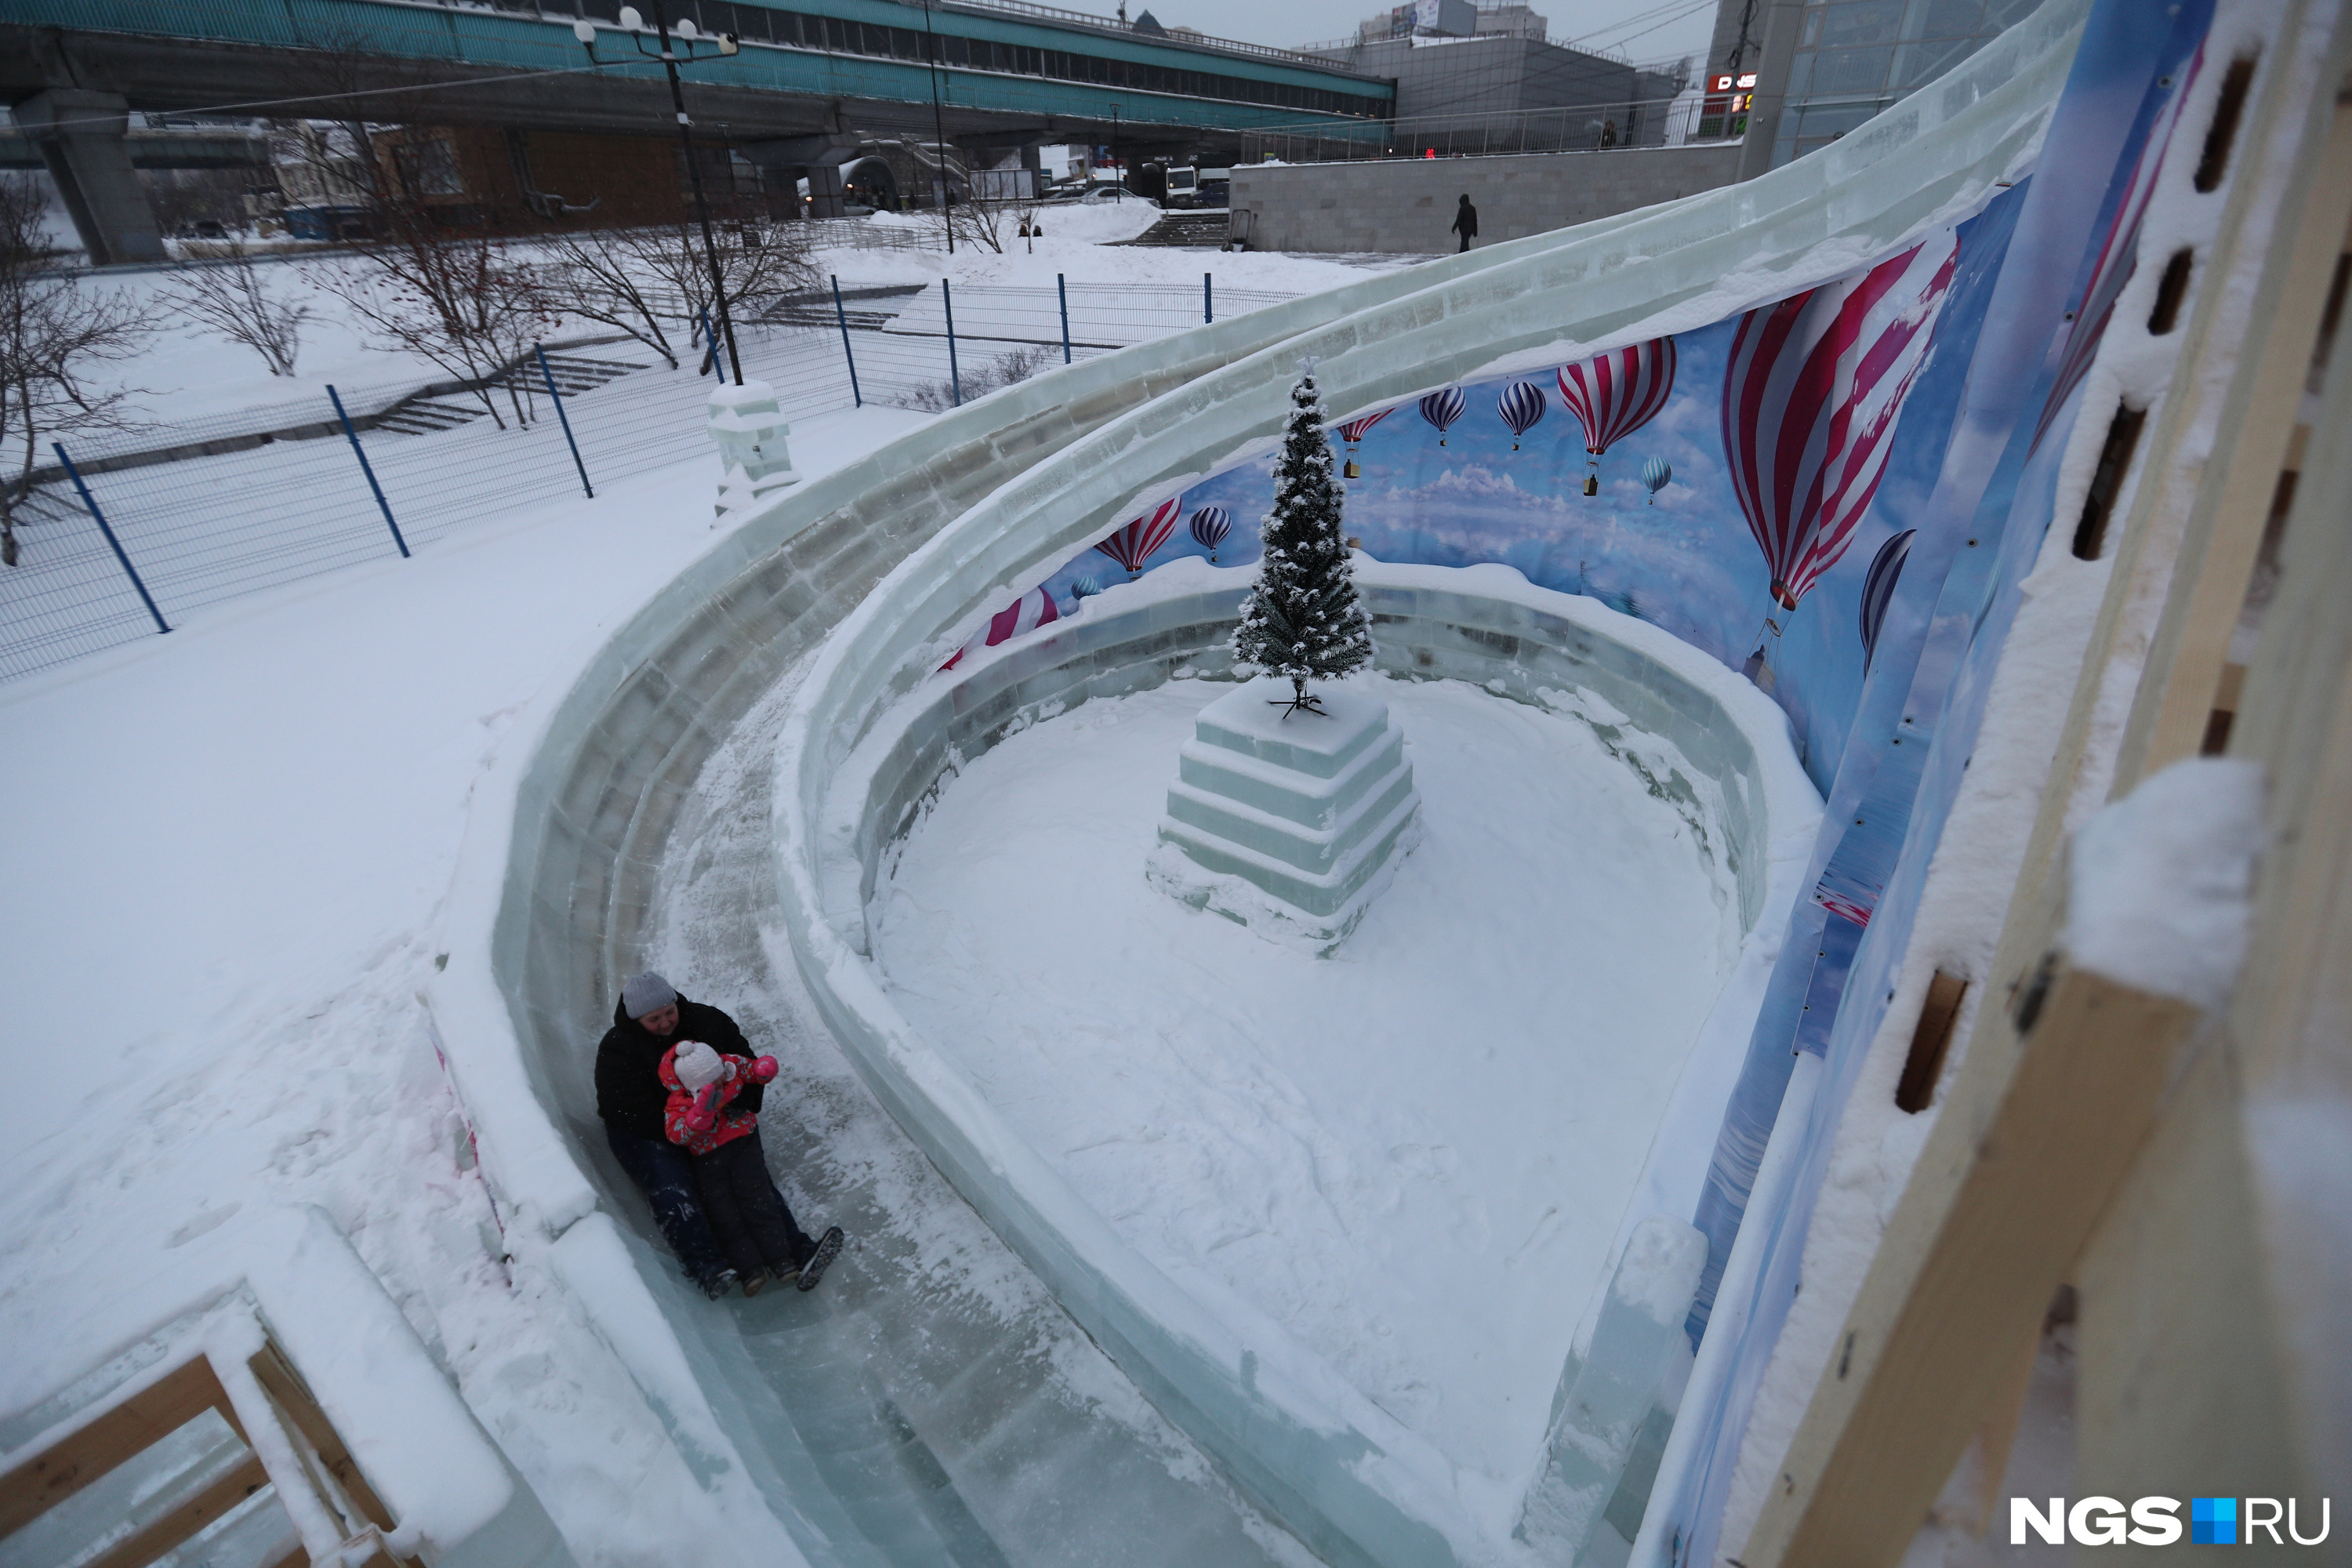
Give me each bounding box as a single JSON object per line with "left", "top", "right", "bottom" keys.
{"left": 434, "top": 5, "right": 2089, "bottom": 1563}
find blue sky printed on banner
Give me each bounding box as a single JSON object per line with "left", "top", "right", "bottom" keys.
{"left": 1036, "top": 185, "right": 2028, "bottom": 793}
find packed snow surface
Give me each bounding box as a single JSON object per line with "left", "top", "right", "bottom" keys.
{"left": 867, "top": 673, "right": 1740, "bottom": 1485}
{"left": 2064, "top": 756, "right": 2265, "bottom": 1009}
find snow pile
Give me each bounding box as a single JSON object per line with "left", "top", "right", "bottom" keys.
{"left": 867, "top": 673, "right": 1740, "bottom": 1486}
{"left": 2063, "top": 757, "right": 2265, "bottom": 1009}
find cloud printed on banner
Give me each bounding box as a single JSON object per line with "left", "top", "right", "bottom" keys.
{"left": 1026, "top": 187, "right": 2027, "bottom": 789}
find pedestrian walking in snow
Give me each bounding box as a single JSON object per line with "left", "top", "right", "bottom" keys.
{"left": 1451, "top": 194, "right": 1478, "bottom": 252}
{"left": 594, "top": 972, "right": 841, "bottom": 1298}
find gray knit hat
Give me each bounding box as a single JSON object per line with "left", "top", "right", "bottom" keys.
{"left": 622, "top": 971, "right": 679, "bottom": 1019}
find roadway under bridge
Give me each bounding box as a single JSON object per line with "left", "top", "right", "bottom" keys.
{"left": 4, "top": 0, "right": 1394, "bottom": 263}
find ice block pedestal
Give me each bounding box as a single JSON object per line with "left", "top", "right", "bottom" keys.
{"left": 1147, "top": 675, "right": 1421, "bottom": 953}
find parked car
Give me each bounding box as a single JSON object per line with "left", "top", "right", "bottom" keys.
{"left": 1042, "top": 183, "right": 1144, "bottom": 205}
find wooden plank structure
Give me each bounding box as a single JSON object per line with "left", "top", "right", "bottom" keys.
{"left": 1734, "top": 1, "right": 2352, "bottom": 1559}
{"left": 0, "top": 1334, "right": 423, "bottom": 1568}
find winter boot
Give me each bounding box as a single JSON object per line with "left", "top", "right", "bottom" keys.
{"left": 796, "top": 1227, "right": 845, "bottom": 1292}
{"left": 701, "top": 1268, "right": 739, "bottom": 1301}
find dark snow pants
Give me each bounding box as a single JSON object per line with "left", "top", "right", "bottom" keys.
{"left": 693, "top": 1131, "right": 818, "bottom": 1279}
{"left": 605, "top": 1124, "right": 729, "bottom": 1289}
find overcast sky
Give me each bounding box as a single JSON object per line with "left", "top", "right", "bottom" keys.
{"left": 1141, "top": 0, "right": 1722, "bottom": 64}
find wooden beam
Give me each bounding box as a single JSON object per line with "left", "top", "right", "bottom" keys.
{"left": 82, "top": 1454, "right": 270, "bottom": 1568}
{"left": 248, "top": 1342, "right": 400, "bottom": 1536}
{"left": 1744, "top": 968, "right": 2201, "bottom": 1566}
{"left": 2110, "top": 53, "right": 2352, "bottom": 782}
{"left": 1731, "top": 8, "right": 2352, "bottom": 1562}
{"left": 0, "top": 1356, "right": 242, "bottom": 1536}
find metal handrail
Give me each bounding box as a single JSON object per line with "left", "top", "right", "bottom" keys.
{"left": 938, "top": 0, "right": 1385, "bottom": 77}
{"left": 1236, "top": 89, "right": 1741, "bottom": 163}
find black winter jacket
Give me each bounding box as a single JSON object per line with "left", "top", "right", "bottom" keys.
{"left": 594, "top": 992, "right": 766, "bottom": 1142}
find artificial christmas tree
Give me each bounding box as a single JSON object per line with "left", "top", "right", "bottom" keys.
{"left": 1149, "top": 362, "right": 1418, "bottom": 952}
{"left": 1232, "top": 361, "right": 1374, "bottom": 718}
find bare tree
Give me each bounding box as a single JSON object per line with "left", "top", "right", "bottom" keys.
{"left": 314, "top": 230, "right": 556, "bottom": 426}
{"left": 159, "top": 245, "right": 313, "bottom": 375}
{"left": 616, "top": 220, "right": 818, "bottom": 348}
{"left": 539, "top": 227, "right": 678, "bottom": 368}
{"left": 0, "top": 176, "right": 154, "bottom": 567}
{"left": 946, "top": 188, "right": 1016, "bottom": 255}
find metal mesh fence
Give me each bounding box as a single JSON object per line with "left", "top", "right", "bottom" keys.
{"left": 0, "top": 278, "right": 1291, "bottom": 683}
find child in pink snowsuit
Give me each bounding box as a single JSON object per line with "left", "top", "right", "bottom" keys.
{"left": 660, "top": 1040, "right": 840, "bottom": 1294}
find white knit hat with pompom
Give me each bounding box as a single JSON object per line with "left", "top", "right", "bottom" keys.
{"left": 671, "top": 1040, "right": 724, "bottom": 1092}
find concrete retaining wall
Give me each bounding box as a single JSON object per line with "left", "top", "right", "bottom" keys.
{"left": 1230, "top": 144, "right": 1743, "bottom": 254}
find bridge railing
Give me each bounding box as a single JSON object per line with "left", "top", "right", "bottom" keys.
{"left": 1238, "top": 92, "right": 1737, "bottom": 164}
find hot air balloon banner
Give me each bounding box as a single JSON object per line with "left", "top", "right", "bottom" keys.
{"left": 1557, "top": 337, "right": 1676, "bottom": 493}
{"left": 1722, "top": 230, "right": 1959, "bottom": 614}
{"left": 940, "top": 585, "right": 1061, "bottom": 671}
{"left": 1497, "top": 382, "right": 1547, "bottom": 451}
{"left": 1419, "top": 387, "right": 1466, "bottom": 446}
{"left": 1021, "top": 179, "right": 2027, "bottom": 793}
{"left": 1094, "top": 495, "right": 1182, "bottom": 577}
{"left": 2032, "top": 45, "right": 2202, "bottom": 453}
{"left": 1338, "top": 407, "right": 1393, "bottom": 477}
{"left": 1189, "top": 505, "right": 1232, "bottom": 562}
{"left": 1857, "top": 528, "right": 1914, "bottom": 669}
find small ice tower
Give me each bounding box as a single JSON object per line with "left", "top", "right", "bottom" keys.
{"left": 1147, "top": 676, "right": 1421, "bottom": 954}
{"left": 707, "top": 379, "right": 799, "bottom": 518}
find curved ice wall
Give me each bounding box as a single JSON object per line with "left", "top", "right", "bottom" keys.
{"left": 426, "top": 0, "right": 2234, "bottom": 1561}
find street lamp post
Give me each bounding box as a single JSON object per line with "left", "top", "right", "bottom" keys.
{"left": 575, "top": 5, "right": 746, "bottom": 385}
{"left": 920, "top": 0, "right": 954, "bottom": 254}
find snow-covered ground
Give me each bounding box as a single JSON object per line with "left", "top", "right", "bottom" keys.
{"left": 0, "top": 223, "right": 1416, "bottom": 1558}
{"left": 77, "top": 202, "right": 1392, "bottom": 432}
{"left": 0, "top": 408, "right": 925, "bottom": 1563}
{"left": 867, "top": 674, "right": 1742, "bottom": 1486}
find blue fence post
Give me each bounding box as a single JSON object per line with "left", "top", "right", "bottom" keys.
{"left": 53, "top": 442, "right": 169, "bottom": 635}
{"left": 1204, "top": 270, "right": 1213, "bottom": 324}
{"left": 832, "top": 274, "right": 862, "bottom": 408}
{"left": 535, "top": 344, "right": 594, "bottom": 499}
{"left": 327, "top": 385, "right": 408, "bottom": 559}
{"left": 942, "top": 277, "right": 963, "bottom": 407}
{"left": 1058, "top": 273, "right": 1073, "bottom": 364}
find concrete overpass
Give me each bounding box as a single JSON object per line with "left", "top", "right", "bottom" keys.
{"left": 5, "top": 0, "right": 1394, "bottom": 263}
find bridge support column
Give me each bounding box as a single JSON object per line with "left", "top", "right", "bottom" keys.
{"left": 802, "top": 164, "right": 847, "bottom": 220}
{"left": 16, "top": 90, "right": 165, "bottom": 266}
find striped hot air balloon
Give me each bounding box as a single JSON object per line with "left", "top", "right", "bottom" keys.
{"left": 1071, "top": 575, "right": 1102, "bottom": 600}
{"left": 1640, "top": 455, "right": 1672, "bottom": 505}
{"left": 1558, "top": 336, "right": 1676, "bottom": 493}
{"left": 1419, "top": 387, "right": 1466, "bottom": 445}
{"left": 1858, "top": 528, "right": 1914, "bottom": 668}
{"left": 1189, "top": 504, "right": 1232, "bottom": 562}
{"left": 939, "top": 585, "right": 1061, "bottom": 671}
{"left": 2032, "top": 49, "right": 2202, "bottom": 453}
{"left": 1337, "top": 407, "right": 1392, "bottom": 477}
{"left": 1337, "top": 408, "right": 1392, "bottom": 445}
{"left": 1094, "top": 495, "right": 1182, "bottom": 577}
{"left": 1497, "top": 380, "right": 1547, "bottom": 450}
{"left": 1722, "top": 232, "right": 1959, "bottom": 613}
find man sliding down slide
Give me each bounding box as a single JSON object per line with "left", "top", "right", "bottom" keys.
{"left": 595, "top": 971, "right": 844, "bottom": 1298}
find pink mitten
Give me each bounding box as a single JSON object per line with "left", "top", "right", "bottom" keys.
{"left": 750, "top": 1055, "right": 779, "bottom": 1083}
{"left": 686, "top": 1080, "right": 723, "bottom": 1132}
